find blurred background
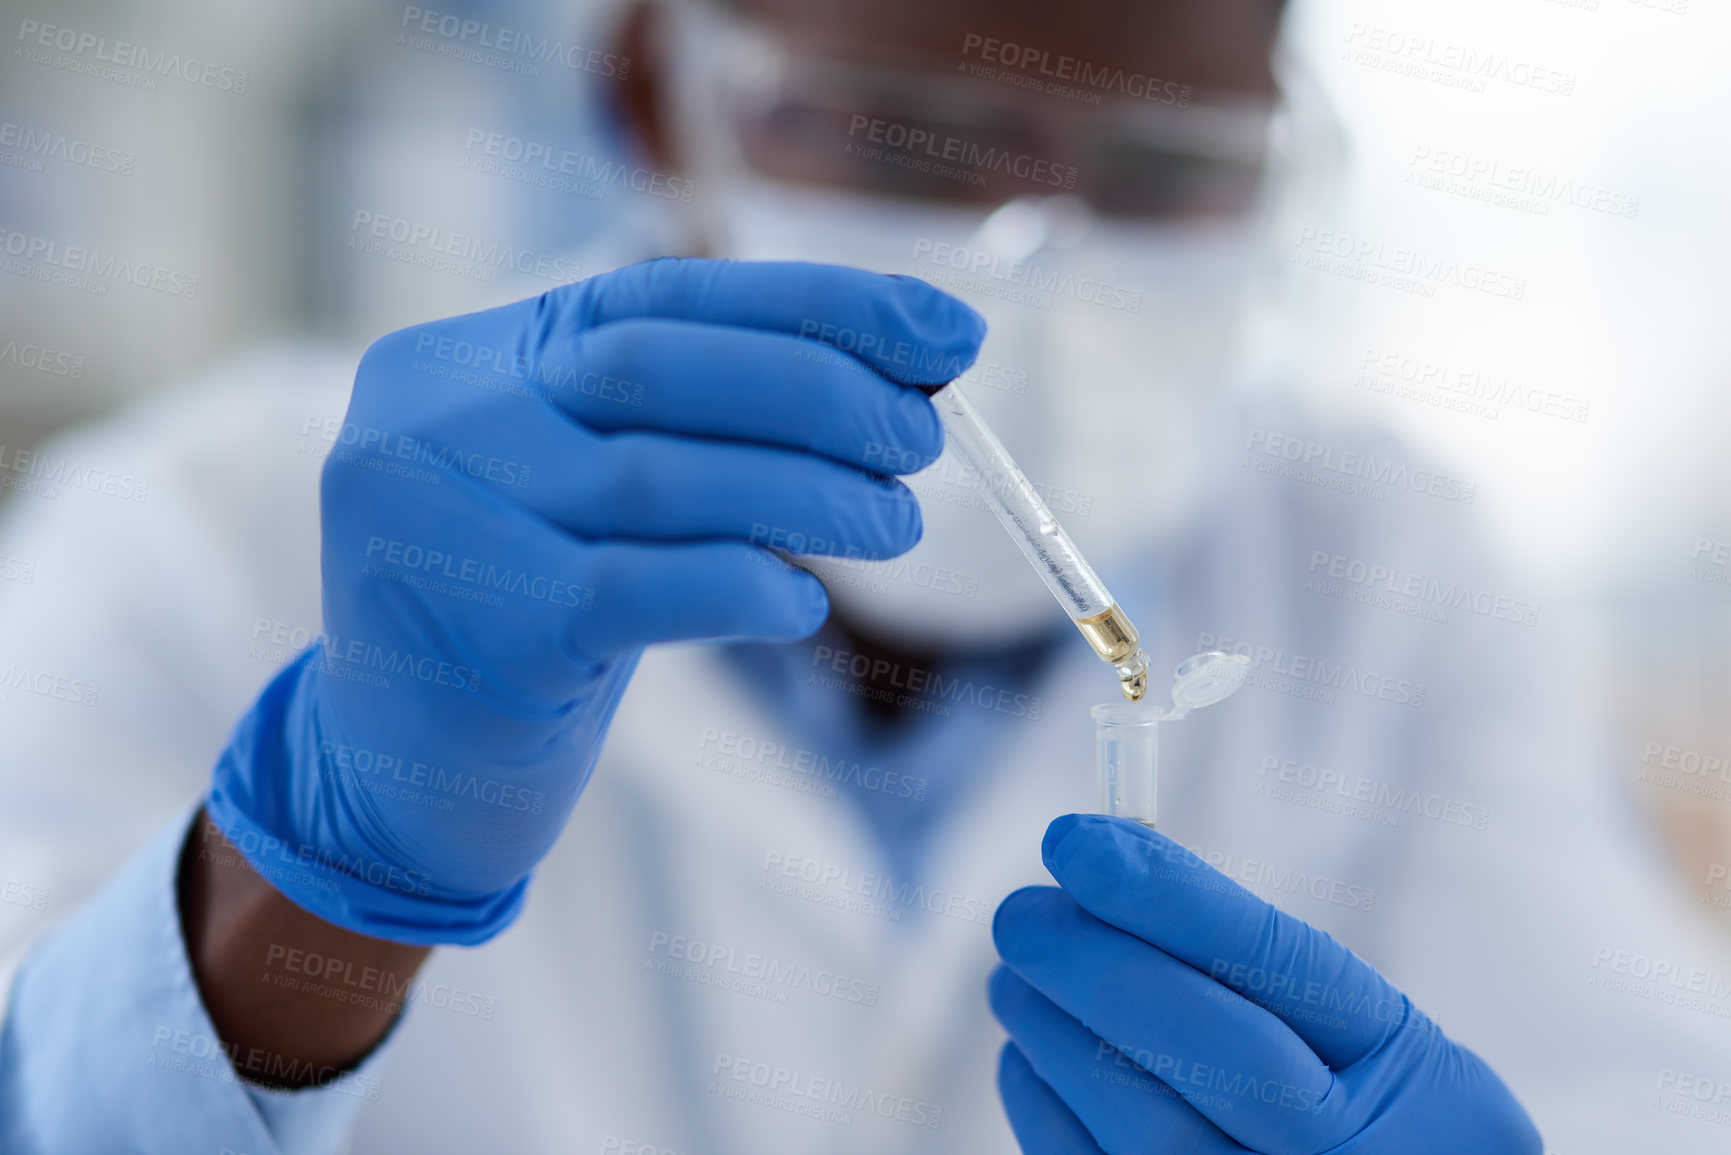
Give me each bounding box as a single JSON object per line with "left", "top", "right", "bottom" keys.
{"left": 2, "top": 0, "right": 1728, "bottom": 934}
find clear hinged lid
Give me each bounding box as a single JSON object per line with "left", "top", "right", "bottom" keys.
{"left": 1165, "top": 651, "right": 1252, "bottom": 719}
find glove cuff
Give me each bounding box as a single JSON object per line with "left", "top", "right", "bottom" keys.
{"left": 206, "top": 651, "right": 529, "bottom": 947}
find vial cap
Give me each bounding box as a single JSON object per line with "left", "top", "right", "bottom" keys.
{"left": 1169, "top": 651, "right": 1251, "bottom": 713}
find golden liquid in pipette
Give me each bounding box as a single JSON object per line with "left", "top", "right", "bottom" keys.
{"left": 1074, "top": 604, "right": 1149, "bottom": 702}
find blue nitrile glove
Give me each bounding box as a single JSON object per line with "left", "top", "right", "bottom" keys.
{"left": 207, "top": 259, "right": 985, "bottom": 945}
{"left": 989, "top": 814, "right": 1541, "bottom": 1155}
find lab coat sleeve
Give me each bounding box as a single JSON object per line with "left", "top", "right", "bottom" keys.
{"left": 0, "top": 803, "right": 393, "bottom": 1155}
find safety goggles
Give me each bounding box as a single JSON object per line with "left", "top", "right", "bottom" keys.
{"left": 702, "top": 17, "right": 1277, "bottom": 221}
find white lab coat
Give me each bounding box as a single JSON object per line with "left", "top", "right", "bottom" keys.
{"left": 0, "top": 343, "right": 1725, "bottom": 1154}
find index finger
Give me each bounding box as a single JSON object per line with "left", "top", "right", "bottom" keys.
{"left": 1041, "top": 814, "right": 1416, "bottom": 1071}
{"left": 554, "top": 258, "right": 987, "bottom": 387}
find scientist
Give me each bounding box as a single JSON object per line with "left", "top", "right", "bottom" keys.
{"left": 0, "top": 0, "right": 1724, "bottom": 1153}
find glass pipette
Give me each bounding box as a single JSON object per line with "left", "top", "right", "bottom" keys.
{"left": 919, "top": 379, "right": 1151, "bottom": 701}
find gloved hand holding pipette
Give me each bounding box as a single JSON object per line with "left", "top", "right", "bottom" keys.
{"left": 990, "top": 815, "right": 1542, "bottom": 1155}
{"left": 206, "top": 259, "right": 985, "bottom": 945}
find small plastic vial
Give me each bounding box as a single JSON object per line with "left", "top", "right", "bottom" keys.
{"left": 1092, "top": 702, "right": 1162, "bottom": 828}
{"left": 1092, "top": 651, "right": 1250, "bottom": 828}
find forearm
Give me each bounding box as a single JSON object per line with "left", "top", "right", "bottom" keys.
{"left": 177, "top": 809, "right": 431, "bottom": 1089}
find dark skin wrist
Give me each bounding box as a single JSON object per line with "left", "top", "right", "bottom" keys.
{"left": 177, "top": 808, "right": 432, "bottom": 1090}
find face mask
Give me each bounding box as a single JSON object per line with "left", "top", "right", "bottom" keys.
{"left": 662, "top": 6, "right": 1277, "bottom": 650}
{"left": 724, "top": 186, "right": 1264, "bottom": 648}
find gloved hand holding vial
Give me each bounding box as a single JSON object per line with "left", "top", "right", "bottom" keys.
{"left": 935, "top": 347, "right": 1536, "bottom": 1155}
